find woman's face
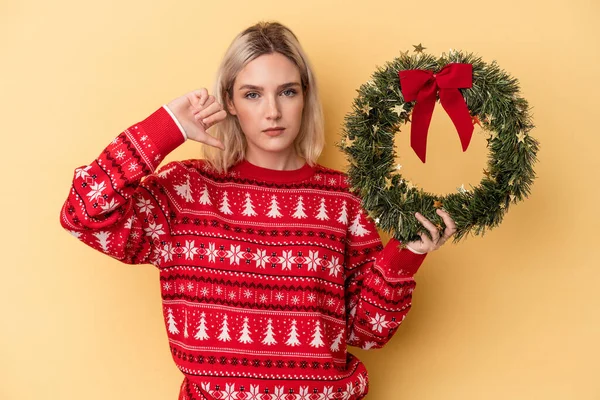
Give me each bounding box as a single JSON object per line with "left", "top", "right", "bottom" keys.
{"left": 226, "top": 52, "right": 305, "bottom": 161}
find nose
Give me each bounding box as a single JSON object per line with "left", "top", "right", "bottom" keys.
{"left": 265, "top": 96, "right": 282, "bottom": 120}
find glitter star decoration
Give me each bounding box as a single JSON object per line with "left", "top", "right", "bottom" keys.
{"left": 384, "top": 177, "right": 393, "bottom": 189}
{"left": 361, "top": 103, "right": 373, "bottom": 115}
{"left": 391, "top": 104, "right": 408, "bottom": 117}
{"left": 516, "top": 130, "right": 527, "bottom": 143}
{"left": 413, "top": 43, "right": 426, "bottom": 53}
{"left": 433, "top": 200, "right": 443, "bottom": 208}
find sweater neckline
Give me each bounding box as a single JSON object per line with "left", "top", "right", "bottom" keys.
{"left": 232, "top": 159, "right": 316, "bottom": 183}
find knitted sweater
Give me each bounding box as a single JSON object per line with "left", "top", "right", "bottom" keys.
{"left": 59, "top": 106, "right": 427, "bottom": 400}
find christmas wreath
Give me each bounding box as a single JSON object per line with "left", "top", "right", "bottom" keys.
{"left": 337, "top": 45, "right": 539, "bottom": 243}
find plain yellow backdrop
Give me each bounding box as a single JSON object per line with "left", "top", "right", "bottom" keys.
{"left": 1, "top": 0, "right": 598, "bottom": 399}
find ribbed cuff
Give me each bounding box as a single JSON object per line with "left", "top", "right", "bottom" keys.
{"left": 138, "top": 106, "right": 186, "bottom": 156}
{"left": 376, "top": 237, "right": 427, "bottom": 277}
{"left": 162, "top": 104, "right": 188, "bottom": 140}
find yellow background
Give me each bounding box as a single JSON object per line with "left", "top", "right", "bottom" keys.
{"left": 2, "top": 0, "right": 598, "bottom": 399}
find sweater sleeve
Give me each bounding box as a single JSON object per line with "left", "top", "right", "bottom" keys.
{"left": 59, "top": 106, "right": 186, "bottom": 266}
{"left": 344, "top": 201, "right": 427, "bottom": 350}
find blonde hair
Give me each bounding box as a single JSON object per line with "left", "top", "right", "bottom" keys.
{"left": 201, "top": 21, "right": 325, "bottom": 174}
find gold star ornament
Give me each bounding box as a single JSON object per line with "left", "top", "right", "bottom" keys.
{"left": 413, "top": 43, "right": 426, "bottom": 53}
{"left": 384, "top": 177, "right": 393, "bottom": 189}
{"left": 391, "top": 104, "right": 408, "bottom": 117}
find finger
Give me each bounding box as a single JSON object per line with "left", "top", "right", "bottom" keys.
{"left": 198, "top": 132, "right": 225, "bottom": 150}
{"left": 194, "top": 108, "right": 225, "bottom": 127}
{"left": 436, "top": 209, "right": 457, "bottom": 231}
{"left": 415, "top": 212, "right": 440, "bottom": 242}
{"left": 436, "top": 210, "right": 457, "bottom": 241}
{"left": 416, "top": 231, "right": 433, "bottom": 251}
{"left": 192, "top": 88, "right": 209, "bottom": 107}
{"left": 195, "top": 101, "right": 223, "bottom": 120}
{"left": 194, "top": 96, "right": 216, "bottom": 115}
{"left": 201, "top": 110, "right": 227, "bottom": 128}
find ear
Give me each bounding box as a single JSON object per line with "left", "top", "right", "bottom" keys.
{"left": 226, "top": 93, "right": 237, "bottom": 116}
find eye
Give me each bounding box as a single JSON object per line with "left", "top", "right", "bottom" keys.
{"left": 244, "top": 92, "right": 259, "bottom": 99}
{"left": 282, "top": 89, "right": 297, "bottom": 97}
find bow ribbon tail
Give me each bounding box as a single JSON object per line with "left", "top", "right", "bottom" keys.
{"left": 439, "top": 88, "right": 474, "bottom": 152}
{"left": 410, "top": 82, "right": 437, "bottom": 163}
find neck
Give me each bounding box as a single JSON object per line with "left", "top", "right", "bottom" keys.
{"left": 244, "top": 149, "right": 305, "bottom": 171}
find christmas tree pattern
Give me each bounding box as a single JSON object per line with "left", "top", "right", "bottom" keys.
{"left": 194, "top": 312, "right": 209, "bottom": 340}
{"left": 157, "top": 164, "right": 176, "bottom": 178}
{"left": 174, "top": 176, "right": 194, "bottom": 203}
{"left": 183, "top": 310, "right": 189, "bottom": 339}
{"left": 92, "top": 231, "right": 111, "bottom": 252}
{"left": 337, "top": 200, "right": 348, "bottom": 225}
{"left": 218, "top": 314, "right": 231, "bottom": 342}
{"left": 330, "top": 329, "right": 344, "bottom": 352}
{"left": 349, "top": 210, "right": 371, "bottom": 237}
{"left": 238, "top": 316, "right": 253, "bottom": 344}
{"left": 167, "top": 308, "right": 179, "bottom": 335}
{"left": 219, "top": 190, "right": 233, "bottom": 215}
{"left": 309, "top": 320, "right": 325, "bottom": 348}
{"left": 199, "top": 184, "right": 212, "bottom": 205}
{"left": 241, "top": 193, "right": 257, "bottom": 216}
{"left": 315, "top": 198, "right": 329, "bottom": 220}
{"left": 285, "top": 319, "right": 301, "bottom": 346}
{"left": 262, "top": 318, "right": 277, "bottom": 345}
{"left": 266, "top": 195, "right": 283, "bottom": 218}
{"left": 292, "top": 196, "right": 308, "bottom": 219}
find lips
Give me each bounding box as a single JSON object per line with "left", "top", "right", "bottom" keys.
{"left": 263, "top": 127, "right": 285, "bottom": 136}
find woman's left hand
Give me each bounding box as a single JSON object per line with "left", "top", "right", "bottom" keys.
{"left": 405, "top": 209, "right": 457, "bottom": 254}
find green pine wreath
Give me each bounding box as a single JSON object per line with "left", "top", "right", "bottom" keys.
{"left": 337, "top": 46, "right": 539, "bottom": 244}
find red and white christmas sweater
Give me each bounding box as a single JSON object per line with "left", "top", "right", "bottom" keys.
{"left": 59, "top": 105, "right": 427, "bottom": 400}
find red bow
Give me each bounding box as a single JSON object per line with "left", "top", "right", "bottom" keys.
{"left": 398, "top": 63, "right": 474, "bottom": 163}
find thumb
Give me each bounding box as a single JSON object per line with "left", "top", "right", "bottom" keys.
{"left": 203, "top": 134, "right": 225, "bottom": 150}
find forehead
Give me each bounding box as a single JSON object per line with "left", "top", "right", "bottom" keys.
{"left": 235, "top": 53, "right": 301, "bottom": 87}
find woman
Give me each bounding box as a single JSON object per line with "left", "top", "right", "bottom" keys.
{"left": 60, "top": 21, "right": 456, "bottom": 400}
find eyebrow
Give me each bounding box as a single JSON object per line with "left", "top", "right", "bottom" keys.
{"left": 238, "top": 82, "right": 301, "bottom": 91}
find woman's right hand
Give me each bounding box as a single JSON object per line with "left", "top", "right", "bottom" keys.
{"left": 167, "top": 88, "right": 227, "bottom": 150}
